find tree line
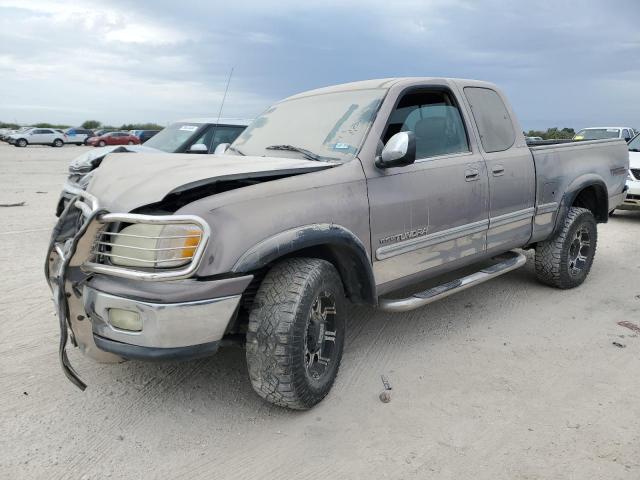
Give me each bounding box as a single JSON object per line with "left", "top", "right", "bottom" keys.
{"left": 523, "top": 127, "right": 575, "bottom": 139}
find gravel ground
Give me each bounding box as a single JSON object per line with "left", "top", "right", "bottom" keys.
{"left": 1, "top": 142, "right": 639, "bottom": 479}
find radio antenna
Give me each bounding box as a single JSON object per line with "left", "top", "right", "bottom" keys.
{"left": 216, "top": 67, "right": 234, "bottom": 125}
{"left": 209, "top": 67, "right": 234, "bottom": 152}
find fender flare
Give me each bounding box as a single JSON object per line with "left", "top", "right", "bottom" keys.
{"left": 232, "top": 223, "right": 376, "bottom": 305}
{"left": 552, "top": 175, "right": 609, "bottom": 235}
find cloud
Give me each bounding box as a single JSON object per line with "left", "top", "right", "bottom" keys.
{"left": 0, "top": 0, "right": 639, "bottom": 129}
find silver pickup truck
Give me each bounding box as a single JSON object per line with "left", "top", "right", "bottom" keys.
{"left": 46, "top": 78, "right": 628, "bottom": 410}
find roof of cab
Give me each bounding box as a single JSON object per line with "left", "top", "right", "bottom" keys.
{"left": 283, "top": 77, "right": 498, "bottom": 101}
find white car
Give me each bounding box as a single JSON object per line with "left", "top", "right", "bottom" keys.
{"left": 617, "top": 134, "right": 640, "bottom": 212}
{"left": 9, "top": 127, "right": 67, "bottom": 147}
{"left": 573, "top": 127, "right": 636, "bottom": 142}
{"left": 64, "top": 128, "right": 95, "bottom": 145}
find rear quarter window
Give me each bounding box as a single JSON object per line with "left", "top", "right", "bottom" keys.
{"left": 464, "top": 87, "right": 515, "bottom": 153}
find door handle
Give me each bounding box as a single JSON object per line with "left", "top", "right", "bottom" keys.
{"left": 492, "top": 165, "right": 505, "bottom": 176}
{"left": 465, "top": 168, "right": 479, "bottom": 181}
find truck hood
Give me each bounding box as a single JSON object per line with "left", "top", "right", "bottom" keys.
{"left": 629, "top": 150, "right": 640, "bottom": 169}
{"left": 69, "top": 144, "right": 163, "bottom": 173}
{"left": 87, "top": 153, "right": 336, "bottom": 212}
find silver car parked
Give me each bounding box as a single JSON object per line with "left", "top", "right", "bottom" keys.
{"left": 9, "top": 127, "right": 66, "bottom": 147}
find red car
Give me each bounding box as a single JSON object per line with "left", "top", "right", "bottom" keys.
{"left": 87, "top": 131, "right": 141, "bottom": 147}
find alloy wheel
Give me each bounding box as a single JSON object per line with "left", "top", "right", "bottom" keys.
{"left": 304, "top": 292, "right": 338, "bottom": 382}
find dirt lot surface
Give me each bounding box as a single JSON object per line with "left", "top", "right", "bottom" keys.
{"left": 1, "top": 142, "right": 639, "bottom": 479}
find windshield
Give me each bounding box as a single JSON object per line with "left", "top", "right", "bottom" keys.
{"left": 231, "top": 88, "right": 386, "bottom": 161}
{"left": 143, "top": 122, "right": 205, "bottom": 153}
{"left": 574, "top": 128, "right": 619, "bottom": 140}
{"left": 628, "top": 134, "right": 640, "bottom": 151}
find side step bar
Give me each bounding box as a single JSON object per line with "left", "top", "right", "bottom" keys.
{"left": 378, "top": 251, "right": 527, "bottom": 313}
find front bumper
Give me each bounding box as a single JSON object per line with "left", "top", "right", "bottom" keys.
{"left": 617, "top": 179, "right": 640, "bottom": 210}
{"left": 83, "top": 287, "right": 242, "bottom": 356}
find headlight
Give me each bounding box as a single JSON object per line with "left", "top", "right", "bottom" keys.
{"left": 109, "top": 223, "right": 204, "bottom": 268}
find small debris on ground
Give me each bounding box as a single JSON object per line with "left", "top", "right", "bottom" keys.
{"left": 618, "top": 321, "right": 640, "bottom": 335}
{"left": 612, "top": 341, "right": 626, "bottom": 348}
{"left": 23, "top": 391, "right": 28, "bottom": 396}
{"left": 379, "top": 374, "right": 392, "bottom": 403}
{"left": 0, "top": 201, "right": 25, "bottom": 207}
{"left": 379, "top": 390, "right": 392, "bottom": 403}
{"left": 36, "top": 191, "right": 47, "bottom": 194}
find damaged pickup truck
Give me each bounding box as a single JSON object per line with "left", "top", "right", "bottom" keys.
{"left": 46, "top": 78, "right": 629, "bottom": 410}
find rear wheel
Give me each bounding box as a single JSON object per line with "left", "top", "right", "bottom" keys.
{"left": 246, "top": 258, "right": 346, "bottom": 410}
{"left": 127, "top": 140, "right": 134, "bottom": 145}
{"left": 535, "top": 207, "right": 597, "bottom": 289}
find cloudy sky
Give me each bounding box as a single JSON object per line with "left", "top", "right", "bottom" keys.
{"left": 0, "top": 0, "right": 638, "bottom": 130}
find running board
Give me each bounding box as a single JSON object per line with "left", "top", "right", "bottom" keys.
{"left": 378, "top": 251, "right": 527, "bottom": 313}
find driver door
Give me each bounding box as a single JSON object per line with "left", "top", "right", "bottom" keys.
{"left": 366, "top": 87, "right": 489, "bottom": 292}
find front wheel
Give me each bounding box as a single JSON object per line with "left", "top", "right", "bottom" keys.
{"left": 16, "top": 139, "right": 27, "bottom": 147}
{"left": 53, "top": 139, "right": 63, "bottom": 147}
{"left": 535, "top": 207, "right": 597, "bottom": 289}
{"left": 246, "top": 258, "right": 346, "bottom": 410}
{"left": 127, "top": 140, "right": 134, "bottom": 145}
{"left": 98, "top": 140, "right": 106, "bottom": 147}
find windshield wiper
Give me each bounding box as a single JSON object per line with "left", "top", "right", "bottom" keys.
{"left": 226, "top": 145, "right": 245, "bottom": 156}
{"left": 265, "top": 144, "right": 337, "bottom": 162}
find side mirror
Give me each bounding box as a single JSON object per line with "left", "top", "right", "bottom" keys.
{"left": 188, "top": 143, "right": 208, "bottom": 154}
{"left": 376, "top": 131, "right": 416, "bottom": 168}
{"left": 213, "top": 143, "right": 230, "bottom": 155}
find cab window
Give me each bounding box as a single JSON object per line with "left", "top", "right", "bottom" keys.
{"left": 464, "top": 87, "right": 515, "bottom": 153}
{"left": 383, "top": 90, "right": 469, "bottom": 160}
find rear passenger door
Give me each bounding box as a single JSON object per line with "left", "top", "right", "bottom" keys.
{"left": 461, "top": 86, "right": 535, "bottom": 251}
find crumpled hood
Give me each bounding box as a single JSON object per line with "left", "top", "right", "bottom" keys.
{"left": 629, "top": 151, "right": 640, "bottom": 170}
{"left": 87, "top": 152, "right": 335, "bottom": 212}
{"left": 69, "top": 145, "right": 163, "bottom": 173}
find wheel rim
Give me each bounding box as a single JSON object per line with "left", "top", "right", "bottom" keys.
{"left": 568, "top": 225, "right": 591, "bottom": 276}
{"left": 304, "top": 292, "right": 338, "bottom": 381}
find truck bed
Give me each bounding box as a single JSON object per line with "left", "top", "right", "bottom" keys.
{"left": 528, "top": 138, "right": 629, "bottom": 243}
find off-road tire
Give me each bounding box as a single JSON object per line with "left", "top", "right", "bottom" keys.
{"left": 246, "top": 258, "right": 346, "bottom": 410}
{"left": 535, "top": 207, "right": 597, "bottom": 289}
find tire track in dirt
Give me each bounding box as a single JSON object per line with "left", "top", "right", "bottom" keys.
{"left": 55, "top": 359, "right": 208, "bottom": 480}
